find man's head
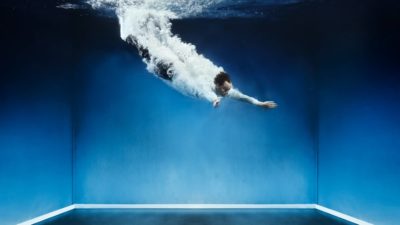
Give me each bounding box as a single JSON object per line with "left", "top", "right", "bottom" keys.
{"left": 214, "top": 71, "right": 232, "bottom": 96}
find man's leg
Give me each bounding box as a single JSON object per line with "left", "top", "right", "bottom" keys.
{"left": 126, "top": 36, "right": 151, "bottom": 61}
{"left": 154, "top": 61, "right": 173, "bottom": 81}
{"left": 126, "top": 35, "right": 174, "bottom": 81}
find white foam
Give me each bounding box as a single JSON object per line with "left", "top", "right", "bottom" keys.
{"left": 88, "top": 0, "right": 225, "bottom": 102}
{"left": 86, "top": 0, "right": 302, "bottom": 18}
{"left": 56, "top": 3, "right": 84, "bottom": 10}
{"left": 87, "top": 0, "right": 223, "bottom": 18}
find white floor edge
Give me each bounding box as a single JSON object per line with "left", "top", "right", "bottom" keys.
{"left": 17, "top": 205, "right": 75, "bottom": 225}
{"left": 17, "top": 204, "right": 373, "bottom": 225}
{"left": 74, "top": 203, "right": 315, "bottom": 209}
{"left": 315, "top": 205, "right": 373, "bottom": 225}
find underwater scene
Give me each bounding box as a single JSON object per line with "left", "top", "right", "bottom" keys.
{"left": 1, "top": 0, "right": 399, "bottom": 224}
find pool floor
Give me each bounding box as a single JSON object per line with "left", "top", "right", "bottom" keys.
{"left": 36, "top": 208, "right": 356, "bottom": 225}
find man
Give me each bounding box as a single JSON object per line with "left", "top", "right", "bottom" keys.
{"left": 213, "top": 71, "right": 277, "bottom": 108}
{"left": 128, "top": 36, "right": 277, "bottom": 109}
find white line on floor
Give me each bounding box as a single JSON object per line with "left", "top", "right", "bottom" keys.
{"left": 17, "top": 204, "right": 373, "bottom": 225}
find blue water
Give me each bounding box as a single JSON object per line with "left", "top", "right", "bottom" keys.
{"left": 1, "top": 1, "right": 400, "bottom": 225}
{"left": 36, "top": 209, "right": 355, "bottom": 225}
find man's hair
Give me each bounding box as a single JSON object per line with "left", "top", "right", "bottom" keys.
{"left": 214, "top": 71, "right": 231, "bottom": 86}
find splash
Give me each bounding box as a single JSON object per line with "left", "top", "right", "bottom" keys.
{"left": 87, "top": 0, "right": 223, "bottom": 18}
{"left": 88, "top": 0, "right": 225, "bottom": 102}
{"left": 86, "top": 0, "right": 303, "bottom": 18}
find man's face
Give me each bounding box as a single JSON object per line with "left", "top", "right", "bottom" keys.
{"left": 217, "top": 81, "right": 232, "bottom": 96}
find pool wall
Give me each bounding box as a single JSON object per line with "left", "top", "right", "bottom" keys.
{"left": 317, "top": 1, "right": 400, "bottom": 224}
{"left": 0, "top": 10, "right": 75, "bottom": 225}
{"left": 72, "top": 17, "right": 317, "bottom": 204}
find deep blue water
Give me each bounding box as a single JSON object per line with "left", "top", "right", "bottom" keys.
{"left": 36, "top": 209, "right": 355, "bottom": 225}
{"left": 1, "top": 1, "right": 400, "bottom": 225}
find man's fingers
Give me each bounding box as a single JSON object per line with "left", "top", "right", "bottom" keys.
{"left": 213, "top": 100, "right": 220, "bottom": 108}
{"left": 263, "top": 101, "right": 277, "bottom": 108}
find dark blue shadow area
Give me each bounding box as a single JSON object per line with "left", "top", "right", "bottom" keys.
{"left": 316, "top": 1, "right": 400, "bottom": 224}
{"left": 36, "top": 209, "right": 355, "bottom": 225}
{"left": 0, "top": 8, "right": 74, "bottom": 225}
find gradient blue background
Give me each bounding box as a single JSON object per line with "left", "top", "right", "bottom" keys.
{"left": 1, "top": 1, "right": 400, "bottom": 225}
{"left": 0, "top": 9, "right": 74, "bottom": 225}
{"left": 73, "top": 18, "right": 317, "bottom": 204}
{"left": 317, "top": 2, "right": 400, "bottom": 224}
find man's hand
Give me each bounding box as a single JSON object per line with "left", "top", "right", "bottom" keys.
{"left": 213, "top": 99, "right": 221, "bottom": 108}
{"left": 258, "top": 101, "right": 277, "bottom": 109}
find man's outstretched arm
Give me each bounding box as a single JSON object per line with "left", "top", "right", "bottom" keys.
{"left": 227, "top": 88, "right": 277, "bottom": 108}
